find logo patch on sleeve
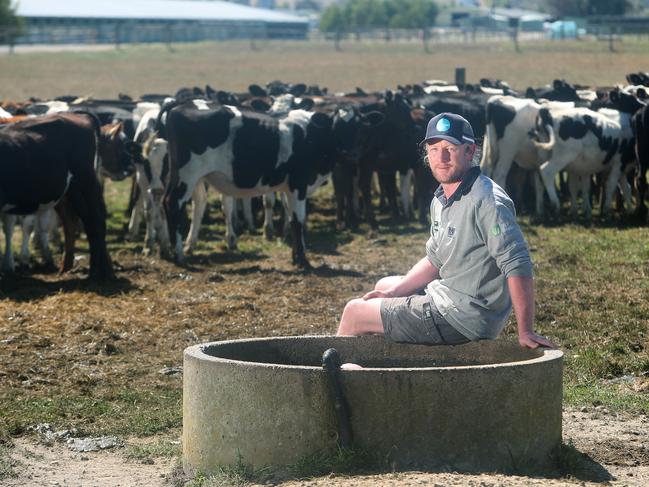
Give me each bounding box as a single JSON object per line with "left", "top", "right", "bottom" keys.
{"left": 447, "top": 226, "right": 456, "bottom": 237}
{"left": 491, "top": 224, "right": 501, "bottom": 236}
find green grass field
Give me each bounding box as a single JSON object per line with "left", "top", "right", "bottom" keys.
{"left": 1, "top": 39, "right": 648, "bottom": 481}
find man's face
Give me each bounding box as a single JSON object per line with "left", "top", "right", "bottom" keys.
{"left": 425, "top": 139, "right": 476, "bottom": 184}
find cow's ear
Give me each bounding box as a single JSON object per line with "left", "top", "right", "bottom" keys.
{"left": 107, "top": 122, "right": 123, "bottom": 140}
{"left": 296, "top": 97, "right": 314, "bottom": 111}
{"left": 362, "top": 111, "right": 384, "bottom": 126}
{"left": 310, "top": 112, "right": 332, "bottom": 129}
{"left": 249, "top": 84, "right": 267, "bottom": 97}
{"left": 250, "top": 99, "right": 271, "bottom": 112}
{"left": 290, "top": 83, "right": 306, "bottom": 97}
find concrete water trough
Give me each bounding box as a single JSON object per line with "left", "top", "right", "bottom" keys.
{"left": 183, "top": 336, "right": 563, "bottom": 475}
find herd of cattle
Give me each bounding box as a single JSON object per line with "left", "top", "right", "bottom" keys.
{"left": 2, "top": 73, "right": 649, "bottom": 280}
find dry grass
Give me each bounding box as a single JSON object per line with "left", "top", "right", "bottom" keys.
{"left": 1, "top": 37, "right": 649, "bottom": 101}
{"left": 1, "top": 38, "right": 649, "bottom": 479}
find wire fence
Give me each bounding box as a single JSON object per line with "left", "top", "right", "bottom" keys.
{"left": 2, "top": 21, "right": 649, "bottom": 52}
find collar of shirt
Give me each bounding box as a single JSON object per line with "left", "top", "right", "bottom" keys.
{"left": 434, "top": 166, "right": 481, "bottom": 207}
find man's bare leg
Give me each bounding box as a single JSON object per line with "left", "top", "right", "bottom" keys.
{"left": 336, "top": 275, "right": 403, "bottom": 336}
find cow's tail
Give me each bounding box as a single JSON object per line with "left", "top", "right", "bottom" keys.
{"left": 71, "top": 110, "right": 103, "bottom": 176}
{"left": 480, "top": 121, "right": 497, "bottom": 175}
{"left": 531, "top": 108, "right": 555, "bottom": 151}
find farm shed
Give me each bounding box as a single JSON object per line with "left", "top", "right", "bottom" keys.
{"left": 12, "top": 0, "right": 309, "bottom": 45}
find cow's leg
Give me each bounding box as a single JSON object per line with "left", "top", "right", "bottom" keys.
{"left": 539, "top": 153, "right": 574, "bottom": 217}
{"left": 127, "top": 191, "right": 144, "bottom": 241}
{"left": 54, "top": 200, "right": 77, "bottom": 274}
{"left": 602, "top": 163, "right": 623, "bottom": 219}
{"left": 491, "top": 153, "right": 515, "bottom": 190}
{"left": 142, "top": 192, "right": 156, "bottom": 257}
{"left": 19, "top": 215, "right": 35, "bottom": 268}
{"left": 399, "top": 169, "right": 413, "bottom": 220}
{"left": 379, "top": 172, "right": 399, "bottom": 218}
{"left": 567, "top": 173, "right": 581, "bottom": 220}
{"left": 281, "top": 192, "right": 291, "bottom": 239}
{"left": 166, "top": 175, "right": 201, "bottom": 265}
{"left": 222, "top": 195, "right": 238, "bottom": 250}
{"left": 262, "top": 192, "right": 276, "bottom": 239}
{"left": 285, "top": 192, "right": 310, "bottom": 268}
{"left": 359, "top": 165, "right": 376, "bottom": 228}
{"left": 184, "top": 181, "right": 207, "bottom": 255}
{"left": 533, "top": 171, "right": 545, "bottom": 218}
{"left": 2, "top": 214, "right": 16, "bottom": 273}
{"left": 34, "top": 210, "right": 54, "bottom": 267}
{"left": 241, "top": 197, "right": 255, "bottom": 232}
{"left": 65, "top": 176, "right": 114, "bottom": 280}
{"left": 125, "top": 176, "right": 141, "bottom": 239}
{"left": 332, "top": 163, "right": 351, "bottom": 229}
{"left": 414, "top": 164, "right": 434, "bottom": 225}
{"left": 618, "top": 169, "right": 634, "bottom": 214}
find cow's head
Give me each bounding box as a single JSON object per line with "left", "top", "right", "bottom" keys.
{"left": 98, "top": 122, "right": 137, "bottom": 181}
{"left": 303, "top": 111, "right": 336, "bottom": 173}
{"left": 141, "top": 133, "right": 169, "bottom": 204}
{"left": 609, "top": 88, "right": 647, "bottom": 114}
{"left": 332, "top": 107, "right": 384, "bottom": 163}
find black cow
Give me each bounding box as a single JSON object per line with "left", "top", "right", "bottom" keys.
{"left": 161, "top": 100, "right": 335, "bottom": 267}
{"left": 633, "top": 104, "right": 649, "bottom": 220}
{"left": 0, "top": 112, "right": 113, "bottom": 279}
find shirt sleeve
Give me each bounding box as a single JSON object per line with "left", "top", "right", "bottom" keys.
{"left": 476, "top": 199, "right": 533, "bottom": 278}
{"left": 425, "top": 235, "right": 442, "bottom": 269}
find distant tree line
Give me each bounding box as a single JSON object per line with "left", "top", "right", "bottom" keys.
{"left": 536, "top": 0, "right": 632, "bottom": 17}
{"left": 0, "top": 0, "right": 23, "bottom": 51}
{"left": 319, "top": 0, "right": 438, "bottom": 51}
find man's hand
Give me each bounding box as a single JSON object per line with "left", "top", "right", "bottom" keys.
{"left": 362, "top": 289, "right": 394, "bottom": 301}
{"left": 518, "top": 331, "right": 556, "bottom": 349}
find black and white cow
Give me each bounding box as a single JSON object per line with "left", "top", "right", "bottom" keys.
{"left": 162, "top": 101, "right": 335, "bottom": 267}
{"left": 632, "top": 103, "right": 649, "bottom": 220}
{"left": 0, "top": 112, "right": 113, "bottom": 279}
{"left": 529, "top": 106, "right": 634, "bottom": 219}
{"left": 480, "top": 95, "right": 576, "bottom": 215}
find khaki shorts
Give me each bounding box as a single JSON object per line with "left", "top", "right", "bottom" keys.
{"left": 380, "top": 295, "right": 470, "bottom": 345}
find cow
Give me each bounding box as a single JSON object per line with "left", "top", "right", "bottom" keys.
{"left": 480, "top": 95, "right": 576, "bottom": 215}
{"left": 529, "top": 106, "right": 634, "bottom": 220}
{"left": 0, "top": 112, "right": 113, "bottom": 279}
{"left": 632, "top": 104, "right": 649, "bottom": 220}
{"left": 161, "top": 101, "right": 335, "bottom": 267}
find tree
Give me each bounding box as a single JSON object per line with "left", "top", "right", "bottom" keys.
{"left": 587, "top": 0, "right": 632, "bottom": 15}
{"left": 544, "top": 0, "right": 588, "bottom": 16}
{"left": 320, "top": 5, "right": 347, "bottom": 51}
{"left": 0, "top": 0, "right": 22, "bottom": 52}
{"left": 386, "top": 0, "right": 438, "bottom": 51}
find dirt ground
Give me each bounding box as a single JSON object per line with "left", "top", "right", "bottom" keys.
{"left": 1, "top": 193, "right": 648, "bottom": 486}
{"left": 2, "top": 406, "right": 648, "bottom": 487}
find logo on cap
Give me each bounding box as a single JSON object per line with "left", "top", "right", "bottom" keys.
{"left": 436, "top": 118, "right": 451, "bottom": 132}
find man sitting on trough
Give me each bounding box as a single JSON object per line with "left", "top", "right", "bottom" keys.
{"left": 337, "top": 113, "right": 554, "bottom": 350}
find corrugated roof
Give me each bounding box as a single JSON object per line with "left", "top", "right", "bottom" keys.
{"left": 16, "top": 0, "right": 307, "bottom": 24}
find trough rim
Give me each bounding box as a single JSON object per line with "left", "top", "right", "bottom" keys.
{"left": 184, "top": 335, "right": 563, "bottom": 372}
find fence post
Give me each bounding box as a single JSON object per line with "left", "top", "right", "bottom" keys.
{"left": 455, "top": 67, "right": 466, "bottom": 90}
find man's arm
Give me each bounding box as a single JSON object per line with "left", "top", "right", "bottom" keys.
{"left": 508, "top": 275, "right": 555, "bottom": 348}
{"left": 363, "top": 257, "right": 439, "bottom": 300}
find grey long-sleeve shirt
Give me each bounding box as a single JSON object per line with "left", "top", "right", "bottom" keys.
{"left": 425, "top": 167, "right": 533, "bottom": 340}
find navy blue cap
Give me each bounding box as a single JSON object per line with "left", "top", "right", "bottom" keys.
{"left": 420, "top": 112, "right": 475, "bottom": 147}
